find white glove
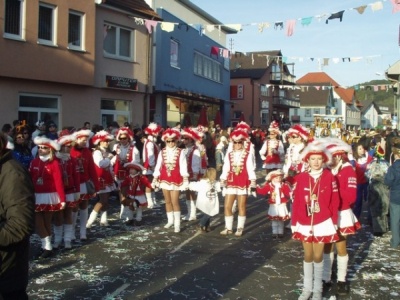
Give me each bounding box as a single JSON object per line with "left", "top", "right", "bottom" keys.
{"left": 181, "top": 177, "right": 189, "bottom": 190}
{"left": 260, "top": 155, "right": 266, "bottom": 160}
{"left": 291, "top": 226, "right": 295, "bottom": 233}
{"left": 151, "top": 178, "right": 160, "bottom": 189}
{"left": 60, "top": 202, "right": 66, "bottom": 210}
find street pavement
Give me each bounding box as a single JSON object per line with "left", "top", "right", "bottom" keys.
{"left": 27, "top": 173, "right": 400, "bottom": 300}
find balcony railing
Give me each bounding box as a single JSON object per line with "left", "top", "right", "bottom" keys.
{"left": 272, "top": 96, "right": 300, "bottom": 108}
{"left": 270, "top": 72, "right": 296, "bottom": 84}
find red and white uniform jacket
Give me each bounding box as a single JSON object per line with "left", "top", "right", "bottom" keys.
{"left": 220, "top": 147, "right": 256, "bottom": 189}
{"left": 353, "top": 154, "right": 374, "bottom": 185}
{"left": 260, "top": 139, "right": 284, "bottom": 168}
{"left": 184, "top": 145, "right": 201, "bottom": 181}
{"left": 332, "top": 162, "right": 357, "bottom": 211}
{"left": 283, "top": 143, "right": 306, "bottom": 180}
{"left": 58, "top": 154, "right": 80, "bottom": 195}
{"left": 120, "top": 174, "right": 152, "bottom": 198}
{"left": 29, "top": 157, "right": 66, "bottom": 203}
{"left": 70, "top": 146, "right": 100, "bottom": 192}
{"left": 112, "top": 143, "right": 140, "bottom": 180}
{"left": 142, "top": 136, "right": 159, "bottom": 174}
{"left": 153, "top": 147, "right": 189, "bottom": 186}
{"left": 291, "top": 169, "right": 340, "bottom": 227}
{"left": 257, "top": 182, "right": 291, "bottom": 205}
{"left": 93, "top": 147, "right": 114, "bottom": 189}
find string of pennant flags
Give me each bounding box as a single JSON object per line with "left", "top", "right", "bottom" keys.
{"left": 263, "top": 83, "right": 394, "bottom": 92}
{"left": 133, "top": 0, "right": 399, "bottom": 90}
{"left": 137, "top": 0, "right": 399, "bottom": 37}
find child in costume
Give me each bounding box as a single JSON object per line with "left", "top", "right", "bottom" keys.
{"left": 257, "top": 169, "right": 291, "bottom": 238}
{"left": 120, "top": 162, "right": 152, "bottom": 226}
{"left": 189, "top": 168, "right": 221, "bottom": 232}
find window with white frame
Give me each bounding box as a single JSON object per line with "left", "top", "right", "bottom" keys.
{"left": 18, "top": 94, "right": 59, "bottom": 126}
{"left": 305, "top": 109, "right": 311, "bottom": 117}
{"left": 260, "top": 84, "right": 269, "bottom": 96}
{"left": 103, "top": 23, "right": 133, "bottom": 60}
{"left": 4, "top": 0, "right": 25, "bottom": 39}
{"left": 38, "top": 2, "right": 56, "bottom": 45}
{"left": 170, "top": 39, "right": 179, "bottom": 68}
{"left": 194, "top": 52, "right": 221, "bottom": 83}
{"left": 101, "top": 99, "right": 131, "bottom": 129}
{"left": 68, "top": 10, "right": 84, "bottom": 50}
{"left": 314, "top": 108, "right": 320, "bottom": 114}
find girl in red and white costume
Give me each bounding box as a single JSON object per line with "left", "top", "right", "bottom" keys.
{"left": 111, "top": 127, "right": 140, "bottom": 221}
{"left": 86, "top": 130, "right": 115, "bottom": 228}
{"left": 283, "top": 124, "right": 310, "bottom": 186}
{"left": 120, "top": 162, "right": 152, "bottom": 226}
{"left": 260, "top": 120, "right": 284, "bottom": 174}
{"left": 70, "top": 129, "right": 100, "bottom": 241}
{"left": 291, "top": 140, "right": 340, "bottom": 300}
{"left": 29, "top": 136, "right": 65, "bottom": 259}
{"left": 256, "top": 169, "right": 291, "bottom": 238}
{"left": 142, "top": 123, "right": 162, "bottom": 208}
{"left": 181, "top": 127, "right": 202, "bottom": 221}
{"left": 152, "top": 129, "right": 189, "bottom": 233}
{"left": 53, "top": 131, "right": 81, "bottom": 250}
{"left": 230, "top": 122, "right": 257, "bottom": 214}
{"left": 322, "top": 138, "right": 360, "bottom": 296}
{"left": 220, "top": 129, "right": 257, "bottom": 237}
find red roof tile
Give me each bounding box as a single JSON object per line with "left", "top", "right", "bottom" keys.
{"left": 296, "top": 72, "right": 340, "bottom": 87}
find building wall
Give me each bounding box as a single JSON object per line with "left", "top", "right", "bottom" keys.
{"left": 94, "top": 5, "right": 152, "bottom": 127}
{"left": 362, "top": 105, "right": 379, "bottom": 128}
{"left": 0, "top": 0, "right": 96, "bottom": 85}
{"left": 152, "top": 0, "right": 228, "bottom": 47}
{"left": 152, "top": 8, "right": 231, "bottom": 127}
{"left": 0, "top": 0, "right": 149, "bottom": 129}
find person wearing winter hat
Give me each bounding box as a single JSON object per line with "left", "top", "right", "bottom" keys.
{"left": 256, "top": 169, "right": 291, "bottom": 239}
{"left": 291, "top": 140, "right": 340, "bottom": 300}
{"left": 219, "top": 129, "right": 257, "bottom": 237}
{"left": 259, "top": 120, "right": 284, "bottom": 174}
{"left": 142, "top": 123, "right": 162, "bottom": 209}
{"left": 322, "top": 138, "right": 361, "bottom": 297}
{"left": 180, "top": 127, "right": 202, "bottom": 221}
{"left": 120, "top": 162, "right": 152, "bottom": 226}
{"left": 29, "top": 136, "right": 65, "bottom": 259}
{"left": 45, "top": 121, "right": 58, "bottom": 140}
{"left": 152, "top": 128, "right": 189, "bottom": 233}
{"left": 53, "top": 131, "right": 81, "bottom": 250}
{"left": 70, "top": 129, "right": 100, "bottom": 241}
{"left": 86, "top": 130, "right": 115, "bottom": 228}
{"left": 111, "top": 127, "right": 141, "bottom": 221}
{"left": 32, "top": 120, "right": 46, "bottom": 140}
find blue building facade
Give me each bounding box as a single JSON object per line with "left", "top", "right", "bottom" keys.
{"left": 150, "top": 9, "right": 233, "bottom": 128}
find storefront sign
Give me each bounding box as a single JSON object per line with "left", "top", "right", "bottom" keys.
{"left": 106, "top": 75, "right": 138, "bottom": 91}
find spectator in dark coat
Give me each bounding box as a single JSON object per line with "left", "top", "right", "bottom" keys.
{"left": 0, "top": 132, "right": 35, "bottom": 299}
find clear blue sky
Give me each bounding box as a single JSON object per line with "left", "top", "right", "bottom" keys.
{"left": 190, "top": 0, "right": 400, "bottom": 87}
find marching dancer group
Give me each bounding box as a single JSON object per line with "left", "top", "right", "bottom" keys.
{"left": 4, "top": 117, "right": 400, "bottom": 300}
